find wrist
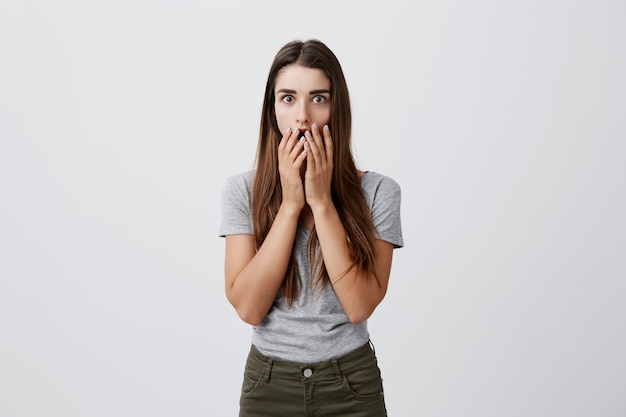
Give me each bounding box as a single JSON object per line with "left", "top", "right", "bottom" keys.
{"left": 309, "top": 199, "right": 335, "bottom": 216}
{"left": 279, "top": 201, "right": 304, "bottom": 218}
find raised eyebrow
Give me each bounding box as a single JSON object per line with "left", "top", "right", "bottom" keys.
{"left": 275, "top": 89, "right": 331, "bottom": 96}
{"left": 310, "top": 89, "right": 331, "bottom": 95}
{"left": 276, "top": 89, "right": 296, "bottom": 95}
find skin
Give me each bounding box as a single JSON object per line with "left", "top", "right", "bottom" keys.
{"left": 225, "top": 64, "right": 394, "bottom": 326}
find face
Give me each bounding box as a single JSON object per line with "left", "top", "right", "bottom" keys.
{"left": 274, "top": 64, "right": 332, "bottom": 137}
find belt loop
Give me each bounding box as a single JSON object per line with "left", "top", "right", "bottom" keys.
{"left": 265, "top": 359, "right": 273, "bottom": 383}
{"left": 331, "top": 359, "right": 342, "bottom": 382}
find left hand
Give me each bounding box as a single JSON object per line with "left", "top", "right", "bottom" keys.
{"left": 303, "top": 123, "right": 334, "bottom": 209}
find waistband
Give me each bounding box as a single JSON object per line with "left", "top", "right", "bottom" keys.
{"left": 245, "top": 340, "right": 377, "bottom": 383}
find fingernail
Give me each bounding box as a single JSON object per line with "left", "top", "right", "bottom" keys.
{"left": 286, "top": 127, "right": 291, "bottom": 134}
{"left": 323, "top": 125, "right": 329, "bottom": 132}
{"left": 312, "top": 123, "right": 318, "bottom": 130}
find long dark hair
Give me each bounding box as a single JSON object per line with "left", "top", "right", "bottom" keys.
{"left": 252, "top": 39, "right": 376, "bottom": 305}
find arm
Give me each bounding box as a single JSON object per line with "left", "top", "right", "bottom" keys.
{"left": 225, "top": 128, "right": 307, "bottom": 326}
{"left": 303, "top": 124, "right": 394, "bottom": 323}
{"left": 312, "top": 205, "right": 394, "bottom": 323}
{"left": 224, "top": 204, "right": 301, "bottom": 326}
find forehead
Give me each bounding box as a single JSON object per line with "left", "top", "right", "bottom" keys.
{"left": 275, "top": 64, "right": 330, "bottom": 92}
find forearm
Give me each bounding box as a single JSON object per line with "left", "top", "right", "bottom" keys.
{"left": 311, "top": 203, "right": 386, "bottom": 323}
{"left": 227, "top": 204, "right": 300, "bottom": 325}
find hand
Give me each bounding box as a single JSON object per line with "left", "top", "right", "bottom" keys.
{"left": 303, "top": 124, "right": 333, "bottom": 209}
{"left": 278, "top": 127, "right": 307, "bottom": 211}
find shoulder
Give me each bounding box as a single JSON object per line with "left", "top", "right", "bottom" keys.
{"left": 221, "top": 170, "right": 255, "bottom": 206}
{"left": 220, "top": 171, "right": 255, "bottom": 236}
{"left": 223, "top": 170, "right": 255, "bottom": 192}
{"left": 360, "top": 171, "right": 401, "bottom": 201}
{"left": 360, "top": 171, "right": 404, "bottom": 247}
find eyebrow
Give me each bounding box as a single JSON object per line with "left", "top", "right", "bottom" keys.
{"left": 276, "top": 89, "right": 331, "bottom": 95}
{"left": 310, "top": 89, "right": 331, "bottom": 95}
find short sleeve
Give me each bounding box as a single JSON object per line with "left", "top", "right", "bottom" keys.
{"left": 218, "top": 172, "right": 254, "bottom": 237}
{"left": 364, "top": 173, "right": 404, "bottom": 248}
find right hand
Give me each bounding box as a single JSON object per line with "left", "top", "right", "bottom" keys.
{"left": 278, "top": 127, "right": 307, "bottom": 211}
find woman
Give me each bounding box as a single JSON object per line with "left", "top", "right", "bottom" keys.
{"left": 220, "top": 39, "right": 403, "bottom": 417}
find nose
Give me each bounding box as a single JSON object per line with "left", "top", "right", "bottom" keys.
{"left": 296, "top": 101, "right": 310, "bottom": 124}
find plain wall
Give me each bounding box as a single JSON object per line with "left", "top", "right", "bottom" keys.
{"left": 1, "top": 1, "right": 625, "bottom": 416}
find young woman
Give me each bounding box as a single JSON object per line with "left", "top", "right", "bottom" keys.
{"left": 219, "top": 39, "right": 403, "bottom": 417}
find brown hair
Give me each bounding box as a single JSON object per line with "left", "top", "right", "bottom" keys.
{"left": 252, "top": 39, "right": 376, "bottom": 305}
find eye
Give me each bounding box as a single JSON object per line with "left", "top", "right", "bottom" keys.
{"left": 280, "top": 95, "right": 294, "bottom": 103}
{"left": 313, "top": 95, "right": 328, "bottom": 104}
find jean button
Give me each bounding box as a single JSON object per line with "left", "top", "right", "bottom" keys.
{"left": 303, "top": 368, "right": 313, "bottom": 378}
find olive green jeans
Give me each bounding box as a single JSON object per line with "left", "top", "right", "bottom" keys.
{"left": 239, "top": 341, "right": 387, "bottom": 417}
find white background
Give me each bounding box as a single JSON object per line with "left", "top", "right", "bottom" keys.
{"left": 1, "top": 1, "right": 625, "bottom": 416}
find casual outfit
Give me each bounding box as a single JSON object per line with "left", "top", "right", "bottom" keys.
{"left": 220, "top": 170, "right": 404, "bottom": 416}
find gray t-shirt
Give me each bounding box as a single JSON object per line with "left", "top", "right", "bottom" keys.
{"left": 219, "top": 170, "right": 404, "bottom": 363}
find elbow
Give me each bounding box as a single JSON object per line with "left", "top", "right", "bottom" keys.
{"left": 347, "top": 312, "right": 371, "bottom": 324}
{"left": 346, "top": 306, "right": 375, "bottom": 324}
{"left": 231, "top": 301, "right": 266, "bottom": 326}
{"left": 345, "top": 294, "right": 386, "bottom": 324}
{"left": 236, "top": 308, "right": 266, "bottom": 326}
{"left": 226, "top": 292, "right": 266, "bottom": 326}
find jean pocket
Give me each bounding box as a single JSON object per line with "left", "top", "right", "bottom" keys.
{"left": 341, "top": 365, "right": 385, "bottom": 400}
{"left": 241, "top": 367, "right": 265, "bottom": 395}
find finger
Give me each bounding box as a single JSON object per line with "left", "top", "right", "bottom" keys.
{"left": 304, "top": 130, "right": 323, "bottom": 166}
{"left": 303, "top": 140, "right": 316, "bottom": 171}
{"left": 311, "top": 123, "right": 326, "bottom": 149}
{"left": 322, "top": 124, "right": 333, "bottom": 161}
{"left": 278, "top": 127, "right": 290, "bottom": 149}
{"left": 294, "top": 144, "right": 307, "bottom": 167}
{"left": 289, "top": 136, "right": 306, "bottom": 161}
{"left": 311, "top": 123, "right": 329, "bottom": 163}
{"left": 284, "top": 128, "right": 301, "bottom": 154}
{"left": 281, "top": 127, "right": 299, "bottom": 148}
